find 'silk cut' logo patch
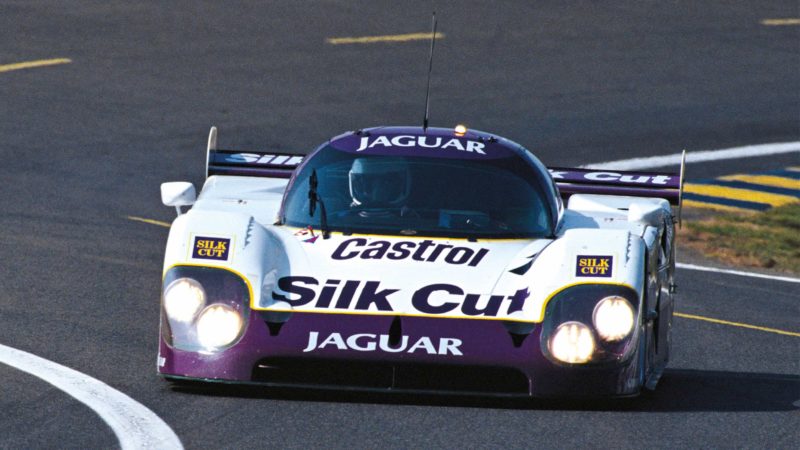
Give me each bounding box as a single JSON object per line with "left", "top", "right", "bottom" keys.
{"left": 192, "top": 236, "right": 231, "bottom": 261}
{"left": 576, "top": 255, "right": 613, "bottom": 277}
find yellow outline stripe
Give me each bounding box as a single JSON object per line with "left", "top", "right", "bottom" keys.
{"left": 675, "top": 312, "right": 800, "bottom": 337}
{"left": 326, "top": 32, "right": 445, "bottom": 45}
{"left": 0, "top": 58, "right": 72, "bottom": 73}
{"left": 259, "top": 281, "right": 638, "bottom": 324}
{"left": 761, "top": 18, "right": 800, "bottom": 26}
{"left": 127, "top": 216, "right": 170, "bottom": 228}
{"left": 164, "top": 263, "right": 255, "bottom": 309}
{"left": 684, "top": 183, "right": 798, "bottom": 207}
{"left": 535, "top": 281, "right": 638, "bottom": 323}
{"left": 719, "top": 174, "right": 800, "bottom": 190}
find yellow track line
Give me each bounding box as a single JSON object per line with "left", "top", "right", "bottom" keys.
{"left": 684, "top": 183, "right": 798, "bottom": 207}
{"left": 719, "top": 174, "right": 800, "bottom": 190}
{"left": 675, "top": 312, "right": 800, "bottom": 337}
{"left": 0, "top": 58, "right": 72, "bottom": 73}
{"left": 761, "top": 18, "right": 800, "bottom": 26}
{"left": 681, "top": 199, "right": 755, "bottom": 213}
{"left": 326, "top": 32, "right": 444, "bottom": 45}
{"left": 127, "top": 216, "right": 170, "bottom": 228}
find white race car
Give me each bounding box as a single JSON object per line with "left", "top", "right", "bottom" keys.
{"left": 157, "top": 125, "right": 682, "bottom": 398}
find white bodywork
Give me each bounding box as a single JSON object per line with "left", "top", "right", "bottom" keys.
{"left": 163, "top": 175, "right": 672, "bottom": 325}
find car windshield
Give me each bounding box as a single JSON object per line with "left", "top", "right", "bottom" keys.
{"left": 281, "top": 146, "right": 554, "bottom": 238}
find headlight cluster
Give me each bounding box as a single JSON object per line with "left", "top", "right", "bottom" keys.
{"left": 550, "top": 322, "right": 595, "bottom": 363}
{"left": 161, "top": 267, "right": 249, "bottom": 352}
{"left": 542, "top": 286, "right": 639, "bottom": 365}
{"left": 593, "top": 296, "right": 634, "bottom": 342}
{"left": 196, "top": 304, "right": 244, "bottom": 349}
{"left": 163, "top": 278, "right": 206, "bottom": 323}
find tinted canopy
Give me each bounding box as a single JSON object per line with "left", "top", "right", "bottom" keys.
{"left": 281, "top": 129, "right": 558, "bottom": 239}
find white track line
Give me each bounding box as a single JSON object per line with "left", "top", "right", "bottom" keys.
{"left": 0, "top": 344, "right": 183, "bottom": 450}
{"left": 676, "top": 263, "right": 800, "bottom": 284}
{"left": 581, "top": 141, "right": 800, "bottom": 170}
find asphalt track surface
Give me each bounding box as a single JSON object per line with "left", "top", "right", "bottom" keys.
{"left": 1, "top": 1, "right": 798, "bottom": 448}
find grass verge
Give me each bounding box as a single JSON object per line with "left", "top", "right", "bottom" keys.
{"left": 680, "top": 202, "right": 800, "bottom": 274}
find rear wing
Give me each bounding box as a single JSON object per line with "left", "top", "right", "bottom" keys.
{"left": 205, "top": 126, "right": 304, "bottom": 179}
{"left": 549, "top": 152, "right": 687, "bottom": 223}
{"left": 203, "top": 126, "right": 686, "bottom": 219}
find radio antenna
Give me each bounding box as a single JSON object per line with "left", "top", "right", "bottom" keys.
{"left": 422, "top": 12, "right": 437, "bottom": 132}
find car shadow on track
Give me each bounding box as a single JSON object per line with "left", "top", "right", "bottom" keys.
{"left": 167, "top": 368, "right": 799, "bottom": 413}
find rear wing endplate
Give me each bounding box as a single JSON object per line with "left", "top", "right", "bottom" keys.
{"left": 205, "top": 126, "right": 304, "bottom": 179}
{"left": 550, "top": 152, "right": 686, "bottom": 221}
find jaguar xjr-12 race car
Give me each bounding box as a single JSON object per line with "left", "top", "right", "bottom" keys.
{"left": 158, "top": 125, "right": 683, "bottom": 398}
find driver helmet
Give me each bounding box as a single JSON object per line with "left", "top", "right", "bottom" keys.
{"left": 349, "top": 157, "right": 411, "bottom": 207}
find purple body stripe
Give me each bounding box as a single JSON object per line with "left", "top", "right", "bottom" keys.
{"left": 159, "top": 311, "right": 641, "bottom": 397}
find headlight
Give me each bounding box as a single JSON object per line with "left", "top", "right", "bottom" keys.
{"left": 549, "top": 322, "right": 595, "bottom": 364}
{"left": 593, "top": 296, "right": 634, "bottom": 342}
{"left": 163, "top": 278, "right": 206, "bottom": 323}
{"left": 196, "top": 304, "right": 244, "bottom": 349}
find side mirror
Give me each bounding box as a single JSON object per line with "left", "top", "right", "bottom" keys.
{"left": 627, "top": 201, "right": 665, "bottom": 227}
{"left": 161, "top": 182, "right": 196, "bottom": 216}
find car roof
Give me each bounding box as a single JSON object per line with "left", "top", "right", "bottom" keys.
{"left": 325, "top": 126, "right": 527, "bottom": 161}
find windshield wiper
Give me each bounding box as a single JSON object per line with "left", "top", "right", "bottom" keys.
{"left": 308, "top": 170, "right": 330, "bottom": 239}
